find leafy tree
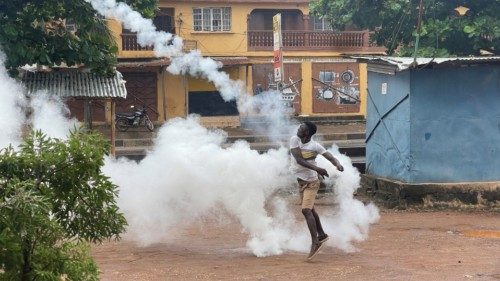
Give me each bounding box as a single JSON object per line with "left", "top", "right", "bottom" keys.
{"left": 0, "top": 0, "right": 157, "bottom": 76}
{"left": 0, "top": 130, "right": 127, "bottom": 280}
{"left": 310, "top": 0, "right": 500, "bottom": 56}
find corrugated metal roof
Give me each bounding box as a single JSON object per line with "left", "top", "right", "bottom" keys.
{"left": 22, "top": 70, "right": 127, "bottom": 99}
{"left": 212, "top": 57, "right": 251, "bottom": 66}
{"left": 116, "top": 57, "right": 250, "bottom": 70}
{"left": 117, "top": 58, "right": 171, "bottom": 69}
{"left": 354, "top": 56, "right": 500, "bottom": 72}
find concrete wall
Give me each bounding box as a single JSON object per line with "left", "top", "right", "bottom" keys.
{"left": 410, "top": 65, "right": 500, "bottom": 183}
{"left": 366, "top": 71, "right": 411, "bottom": 182}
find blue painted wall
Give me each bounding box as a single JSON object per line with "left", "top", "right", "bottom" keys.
{"left": 409, "top": 65, "right": 500, "bottom": 183}
{"left": 367, "top": 64, "right": 500, "bottom": 183}
{"left": 366, "top": 71, "right": 411, "bottom": 182}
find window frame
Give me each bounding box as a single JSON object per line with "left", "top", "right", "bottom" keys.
{"left": 313, "top": 17, "right": 333, "bottom": 31}
{"left": 193, "top": 7, "right": 231, "bottom": 32}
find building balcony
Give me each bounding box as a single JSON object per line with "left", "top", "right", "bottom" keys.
{"left": 121, "top": 33, "right": 198, "bottom": 53}
{"left": 247, "top": 30, "right": 385, "bottom": 53}
{"left": 122, "top": 33, "right": 153, "bottom": 51}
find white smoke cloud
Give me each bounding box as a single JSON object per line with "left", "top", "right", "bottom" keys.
{"left": 0, "top": 0, "right": 380, "bottom": 257}
{"left": 167, "top": 50, "right": 245, "bottom": 101}
{"left": 238, "top": 90, "right": 298, "bottom": 142}
{"left": 86, "top": 0, "right": 245, "bottom": 101}
{"left": 85, "top": 0, "right": 380, "bottom": 256}
{"left": 0, "top": 53, "right": 27, "bottom": 149}
{"left": 29, "top": 92, "right": 79, "bottom": 140}
{"left": 102, "top": 116, "right": 297, "bottom": 256}
{"left": 88, "top": 0, "right": 183, "bottom": 58}
{"left": 0, "top": 51, "right": 81, "bottom": 147}
{"left": 318, "top": 146, "right": 380, "bottom": 252}
{"left": 101, "top": 116, "right": 379, "bottom": 256}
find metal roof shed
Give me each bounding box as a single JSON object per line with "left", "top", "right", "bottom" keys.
{"left": 360, "top": 56, "right": 500, "bottom": 183}
{"left": 22, "top": 70, "right": 127, "bottom": 99}
{"left": 358, "top": 57, "right": 500, "bottom": 205}
{"left": 22, "top": 70, "right": 128, "bottom": 155}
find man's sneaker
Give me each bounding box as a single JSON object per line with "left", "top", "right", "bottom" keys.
{"left": 307, "top": 242, "right": 325, "bottom": 261}
{"left": 318, "top": 234, "right": 329, "bottom": 244}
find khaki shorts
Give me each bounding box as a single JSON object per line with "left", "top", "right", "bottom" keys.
{"left": 298, "top": 179, "right": 320, "bottom": 209}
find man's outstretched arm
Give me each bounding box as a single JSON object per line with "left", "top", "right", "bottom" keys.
{"left": 322, "top": 152, "right": 344, "bottom": 172}
{"left": 290, "top": 147, "right": 329, "bottom": 178}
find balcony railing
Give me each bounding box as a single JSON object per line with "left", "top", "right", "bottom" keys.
{"left": 122, "top": 33, "right": 153, "bottom": 51}
{"left": 121, "top": 31, "right": 383, "bottom": 53}
{"left": 121, "top": 33, "right": 198, "bottom": 52}
{"left": 248, "top": 30, "right": 384, "bottom": 52}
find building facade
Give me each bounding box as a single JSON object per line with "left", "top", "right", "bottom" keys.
{"left": 107, "top": 0, "right": 385, "bottom": 125}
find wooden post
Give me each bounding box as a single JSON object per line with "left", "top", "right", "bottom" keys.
{"left": 303, "top": 14, "right": 310, "bottom": 48}
{"left": 363, "top": 30, "right": 370, "bottom": 49}
{"left": 110, "top": 100, "right": 116, "bottom": 157}
{"left": 183, "top": 74, "right": 188, "bottom": 117}
{"left": 83, "top": 99, "right": 93, "bottom": 131}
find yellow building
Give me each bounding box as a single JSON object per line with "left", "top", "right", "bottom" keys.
{"left": 107, "top": 0, "right": 385, "bottom": 126}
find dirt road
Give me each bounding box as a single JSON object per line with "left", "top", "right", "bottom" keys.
{"left": 92, "top": 207, "right": 499, "bottom": 281}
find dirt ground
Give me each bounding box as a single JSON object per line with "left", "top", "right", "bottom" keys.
{"left": 92, "top": 202, "right": 500, "bottom": 281}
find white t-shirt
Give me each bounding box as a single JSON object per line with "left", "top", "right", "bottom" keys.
{"left": 289, "top": 135, "right": 327, "bottom": 181}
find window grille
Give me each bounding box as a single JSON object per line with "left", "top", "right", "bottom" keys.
{"left": 193, "top": 7, "right": 231, "bottom": 32}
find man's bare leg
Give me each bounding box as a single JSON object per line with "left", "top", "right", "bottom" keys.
{"left": 311, "top": 208, "right": 329, "bottom": 243}
{"left": 303, "top": 208, "right": 325, "bottom": 260}
{"left": 311, "top": 208, "right": 326, "bottom": 237}
{"left": 302, "top": 208, "right": 318, "bottom": 244}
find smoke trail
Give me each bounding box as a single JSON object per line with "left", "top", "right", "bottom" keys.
{"left": 0, "top": 52, "right": 27, "bottom": 149}
{"left": 0, "top": 51, "right": 79, "bottom": 147}
{"left": 86, "top": 0, "right": 245, "bottom": 101}
{"left": 85, "top": 0, "right": 380, "bottom": 255}
{"left": 317, "top": 146, "right": 380, "bottom": 252}
{"left": 0, "top": 50, "right": 380, "bottom": 254}
{"left": 102, "top": 116, "right": 297, "bottom": 256}
{"left": 238, "top": 90, "right": 299, "bottom": 142}
{"left": 101, "top": 115, "right": 379, "bottom": 255}
{"left": 29, "top": 92, "right": 79, "bottom": 140}
{"left": 88, "top": 0, "right": 183, "bottom": 57}
{"left": 167, "top": 50, "right": 245, "bottom": 102}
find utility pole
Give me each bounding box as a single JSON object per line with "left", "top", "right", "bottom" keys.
{"left": 413, "top": 0, "right": 424, "bottom": 66}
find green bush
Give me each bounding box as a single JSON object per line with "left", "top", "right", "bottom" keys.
{"left": 0, "top": 130, "right": 126, "bottom": 280}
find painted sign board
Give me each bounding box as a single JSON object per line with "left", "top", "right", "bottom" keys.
{"left": 273, "top": 14, "right": 283, "bottom": 84}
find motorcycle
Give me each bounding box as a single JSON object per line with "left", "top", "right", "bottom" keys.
{"left": 115, "top": 105, "right": 154, "bottom": 132}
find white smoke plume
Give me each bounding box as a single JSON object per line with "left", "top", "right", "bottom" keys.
{"left": 0, "top": 0, "right": 380, "bottom": 257}
{"left": 101, "top": 115, "right": 379, "bottom": 256}
{"left": 167, "top": 50, "right": 245, "bottom": 101}
{"left": 0, "top": 51, "right": 80, "bottom": 148}
{"left": 86, "top": 0, "right": 245, "bottom": 101}
{"left": 0, "top": 53, "right": 26, "bottom": 149}
{"left": 0, "top": 55, "right": 379, "bottom": 255}
{"left": 238, "top": 90, "right": 299, "bottom": 142}
{"left": 318, "top": 146, "right": 380, "bottom": 252}
{"left": 88, "top": 0, "right": 183, "bottom": 58}
{"left": 85, "top": 0, "right": 380, "bottom": 256}
{"left": 29, "top": 92, "right": 79, "bottom": 140}
{"left": 102, "top": 116, "right": 297, "bottom": 256}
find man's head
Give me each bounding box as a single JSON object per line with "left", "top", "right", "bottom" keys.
{"left": 297, "top": 121, "right": 317, "bottom": 138}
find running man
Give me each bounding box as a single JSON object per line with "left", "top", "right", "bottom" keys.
{"left": 290, "top": 121, "right": 344, "bottom": 260}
